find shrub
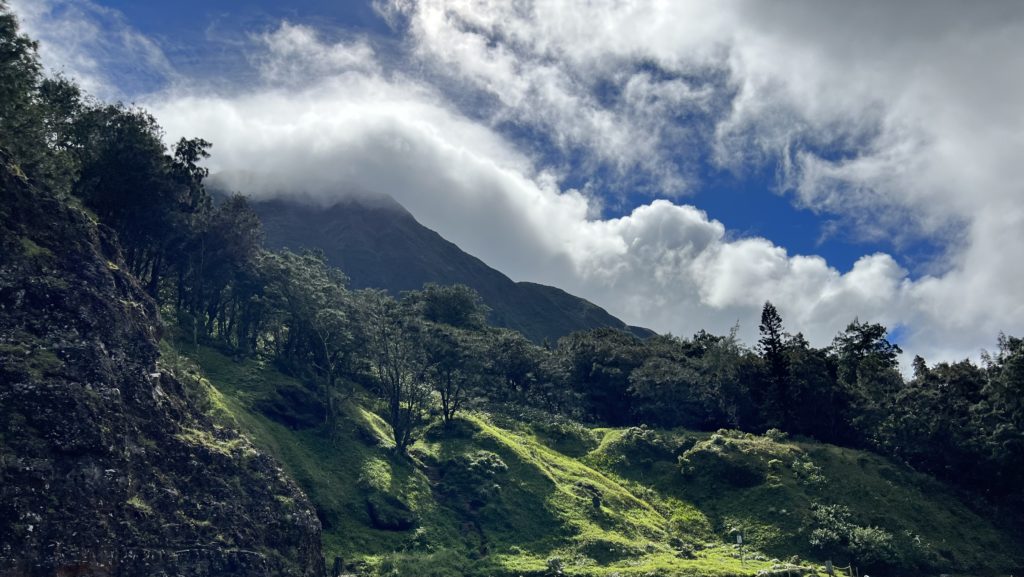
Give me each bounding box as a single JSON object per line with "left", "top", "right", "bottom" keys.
{"left": 438, "top": 450, "right": 508, "bottom": 509}
{"left": 849, "top": 526, "right": 898, "bottom": 567}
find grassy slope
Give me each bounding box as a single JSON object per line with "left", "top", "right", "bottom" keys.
{"left": 180, "top": 344, "right": 1019, "bottom": 577}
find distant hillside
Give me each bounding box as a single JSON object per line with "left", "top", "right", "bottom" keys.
{"left": 249, "top": 195, "right": 654, "bottom": 343}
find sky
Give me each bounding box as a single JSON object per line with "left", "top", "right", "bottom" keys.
{"left": 10, "top": 0, "right": 1024, "bottom": 367}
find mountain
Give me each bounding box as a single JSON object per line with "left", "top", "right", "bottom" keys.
{"left": 249, "top": 195, "right": 655, "bottom": 344}
{"left": 0, "top": 153, "right": 325, "bottom": 577}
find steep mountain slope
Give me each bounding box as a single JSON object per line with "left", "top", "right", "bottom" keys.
{"left": 0, "top": 155, "right": 325, "bottom": 577}
{"left": 186, "top": 343, "right": 1023, "bottom": 577}
{"left": 249, "top": 195, "right": 654, "bottom": 344}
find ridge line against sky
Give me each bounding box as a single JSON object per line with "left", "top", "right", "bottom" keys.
{"left": 10, "top": 0, "right": 1024, "bottom": 367}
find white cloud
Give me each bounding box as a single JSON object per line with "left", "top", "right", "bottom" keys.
{"left": 11, "top": 2, "right": 1024, "bottom": 366}
{"left": 251, "top": 22, "right": 379, "bottom": 84}
{"left": 143, "top": 21, "right": 915, "bottom": 357}
{"left": 373, "top": 0, "right": 1024, "bottom": 360}
{"left": 8, "top": 0, "right": 175, "bottom": 99}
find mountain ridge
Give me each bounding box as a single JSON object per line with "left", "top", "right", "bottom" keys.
{"left": 248, "top": 194, "right": 655, "bottom": 344}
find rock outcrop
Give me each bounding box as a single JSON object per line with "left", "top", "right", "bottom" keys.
{"left": 0, "top": 152, "right": 326, "bottom": 577}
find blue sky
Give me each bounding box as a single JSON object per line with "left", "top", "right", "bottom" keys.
{"left": 21, "top": 0, "right": 934, "bottom": 273}
{"left": 11, "top": 0, "right": 1024, "bottom": 363}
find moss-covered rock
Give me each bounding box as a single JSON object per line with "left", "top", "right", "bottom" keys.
{"left": 0, "top": 153, "right": 325, "bottom": 577}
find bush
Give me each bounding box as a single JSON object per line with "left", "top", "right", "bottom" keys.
{"left": 614, "top": 426, "right": 677, "bottom": 466}
{"left": 808, "top": 503, "right": 903, "bottom": 570}
{"left": 791, "top": 455, "right": 826, "bottom": 488}
{"left": 849, "top": 526, "right": 898, "bottom": 567}
{"left": 438, "top": 450, "right": 508, "bottom": 509}
{"left": 808, "top": 503, "right": 853, "bottom": 550}
{"left": 679, "top": 438, "right": 766, "bottom": 488}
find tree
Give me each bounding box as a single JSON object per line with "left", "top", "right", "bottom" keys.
{"left": 73, "top": 105, "right": 195, "bottom": 292}
{"left": 360, "top": 290, "right": 430, "bottom": 453}
{"left": 831, "top": 319, "right": 902, "bottom": 387}
{"left": 692, "top": 327, "right": 758, "bottom": 429}
{"left": 180, "top": 194, "right": 263, "bottom": 346}
{"left": 486, "top": 329, "right": 543, "bottom": 398}
{"left": 422, "top": 324, "right": 483, "bottom": 427}
{"left": 555, "top": 328, "right": 644, "bottom": 425}
{"left": 830, "top": 320, "right": 903, "bottom": 445}
{"left": 312, "top": 307, "right": 354, "bottom": 424}
{"left": 757, "top": 301, "right": 790, "bottom": 428}
{"left": 0, "top": 8, "right": 82, "bottom": 194}
{"left": 407, "top": 283, "right": 489, "bottom": 329}
{"left": 784, "top": 332, "right": 839, "bottom": 439}
{"left": 0, "top": 5, "right": 42, "bottom": 166}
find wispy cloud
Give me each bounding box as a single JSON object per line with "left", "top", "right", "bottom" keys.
{"left": 9, "top": 0, "right": 176, "bottom": 99}
{"left": 250, "top": 22, "right": 379, "bottom": 85}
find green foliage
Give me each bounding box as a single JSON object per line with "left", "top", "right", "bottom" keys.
{"left": 437, "top": 450, "right": 508, "bottom": 508}
{"left": 18, "top": 236, "right": 52, "bottom": 260}
{"left": 409, "top": 283, "right": 490, "bottom": 330}
{"left": 808, "top": 504, "right": 901, "bottom": 570}
{"left": 555, "top": 328, "right": 645, "bottom": 424}
{"left": 0, "top": 6, "right": 80, "bottom": 194}
{"left": 757, "top": 301, "right": 790, "bottom": 427}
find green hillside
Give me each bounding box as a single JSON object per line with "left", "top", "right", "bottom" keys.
{"left": 176, "top": 343, "right": 1020, "bottom": 577}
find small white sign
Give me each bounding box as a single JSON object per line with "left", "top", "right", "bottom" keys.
{"left": 736, "top": 534, "right": 743, "bottom": 545}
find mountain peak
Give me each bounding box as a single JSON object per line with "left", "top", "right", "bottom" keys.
{"left": 250, "top": 194, "right": 653, "bottom": 343}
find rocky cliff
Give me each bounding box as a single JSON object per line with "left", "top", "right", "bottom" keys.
{"left": 0, "top": 153, "right": 326, "bottom": 577}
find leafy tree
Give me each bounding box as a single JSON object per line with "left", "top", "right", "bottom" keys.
{"left": 312, "top": 307, "right": 354, "bottom": 423}
{"left": 830, "top": 319, "right": 903, "bottom": 444}
{"left": 73, "top": 105, "right": 211, "bottom": 293}
{"left": 178, "top": 194, "right": 263, "bottom": 344}
{"left": 0, "top": 7, "right": 81, "bottom": 194}
{"left": 831, "top": 319, "right": 902, "bottom": 386}
{"left": 410, "top": 283, "right": 490, "bottom": 329}
{"left": 0, "top": 4, "right": 41, "bottom": 165}
{"left": 782, "top": 333, "right": 839, "bottom": 439}
{"left": 360, "top": 290, "right": 430, "bottom": 452}
{"left": 258, "top": 250, "right": 351, "bottom": 375}
{"left": 422, "top": 323, "right": 484, "bottom": 427}
{"left": 982, "top": 334, "right": 1024, "bottom": 430}
{"left": 879, "top": 358, "right": 982, "bottom": 479}
{"left": 692, "top": 328, "right": 759, "bottom": 429}
{"left": 628, "top": 347, "right": 702, "bottom": 427}
{"left": 977, "top": 334, "right": 1024, "bottom": 503}
{"left": 555, "top": 328, "right": 644, "bottom": 425}
{"left": 485, "top": 329, "right": 543, "bottom": 398}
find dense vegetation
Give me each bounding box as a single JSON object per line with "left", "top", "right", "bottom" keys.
{"left": 2, "top": 4, "right": 1022, "bottom": 575}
